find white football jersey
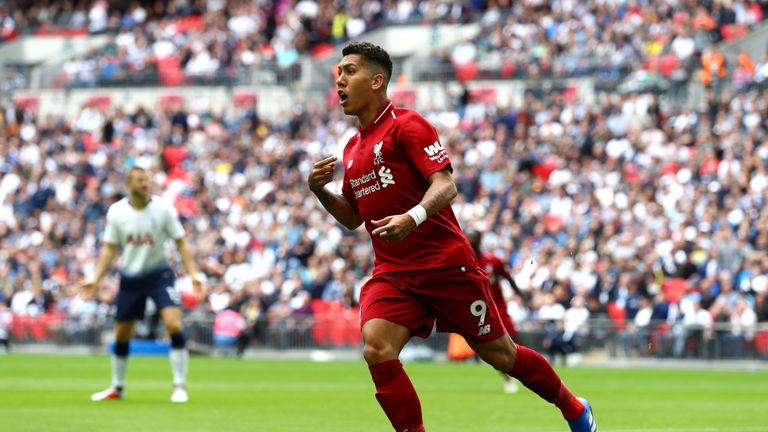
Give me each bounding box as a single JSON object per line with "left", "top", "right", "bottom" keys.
{"left": 103, "top": 195, "right": 186, "bottom": 277}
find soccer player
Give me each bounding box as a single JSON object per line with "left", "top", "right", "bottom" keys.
{"left": 465, "top": 228, "right": 525, "bottom": 393}
{"left": 80, "top": 166, "right": 204, "bottom": 403}
{"left": 0, "top": 302, "right": 11, "bottom": 353}
{"left": 308, "top": 42, "right": 598, "bottom": 432}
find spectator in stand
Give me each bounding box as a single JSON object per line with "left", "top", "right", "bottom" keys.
{"left": 700, "top": 46, "right": 728, "bottom": 91}
{"left": 732, "top": 51, "right": 756, "bottom": 93}
{"left": 672, "top": 299, "right": 713, "bottom": 358}
{"left": 213, "top": 304, "right": 248, "bottom": 357}
{"left": 723, "top": 296, "right": 758, "bottom": 357}
{"left": 618, "top": 295, "right": 653, "bottom": 357}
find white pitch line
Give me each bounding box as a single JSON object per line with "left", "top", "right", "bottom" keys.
{"left": 581, "top": 427, "right": 767, "bottom": 432}
{"left": 526, "top": 427, "right": 768, "bottom": 432}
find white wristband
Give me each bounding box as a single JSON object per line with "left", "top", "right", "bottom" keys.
{"left": 406, "top": 205, "right": 428, "bottom": 226}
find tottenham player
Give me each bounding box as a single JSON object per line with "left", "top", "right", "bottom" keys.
{"left": 308, "top": 42, "right": 598, "bottom": 432}
{"left": 81, "top": 166, "right": 204, "bottom": 403}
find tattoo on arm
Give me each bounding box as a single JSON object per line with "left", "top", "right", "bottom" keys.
{"left": 420, "top": 173, "right": 457, "bottom": 216}
{"left": 315, "top": 188, "right": 362, "bottom": 229}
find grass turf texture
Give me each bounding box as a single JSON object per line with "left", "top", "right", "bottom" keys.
{"left": 1, "top": 354, "right": 767, "bottom": 432}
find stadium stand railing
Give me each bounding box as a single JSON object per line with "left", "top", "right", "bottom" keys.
{"left": 5, "top": 313, "right": 767, "bottom": 361}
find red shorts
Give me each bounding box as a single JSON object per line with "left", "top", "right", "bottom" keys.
{"left": 359, "top": 267, "right": 507, "bottom": 343}
{"left": 489, "top": 283, "right": 518, "bottom": 337}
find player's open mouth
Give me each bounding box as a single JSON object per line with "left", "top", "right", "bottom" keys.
{"left": 338, "top": 90, "right": 348, "bottom": 105}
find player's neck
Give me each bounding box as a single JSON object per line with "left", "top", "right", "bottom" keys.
{"left": 128, "top": 195, "right": 150, "bottom": 210}
{"left": 357, "top": 95, "right": 389, "bottom": 129}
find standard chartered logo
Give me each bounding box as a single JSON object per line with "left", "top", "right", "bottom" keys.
{"left": 351, "top": 166, "right": 395, "bottom": 198}
{"left": 378, "top": 166, "right": 394, "bottom": 188}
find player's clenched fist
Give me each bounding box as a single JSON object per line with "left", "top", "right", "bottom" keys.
{"left": 308, "top": 156, "right": 337, "bottom": 193}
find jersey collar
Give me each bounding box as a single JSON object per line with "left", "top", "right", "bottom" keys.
{"left": 359, "top": 100, "right": 393, "bottom": 135}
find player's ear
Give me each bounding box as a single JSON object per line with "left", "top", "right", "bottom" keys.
{"left": 371, "top": 72, "right": 385, "bottom": 91}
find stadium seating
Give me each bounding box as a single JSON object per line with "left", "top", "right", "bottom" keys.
{"left": 1, "top": 0, "right": 767, "bottom": 361}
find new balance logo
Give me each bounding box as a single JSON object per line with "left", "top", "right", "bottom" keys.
{"left": 423, "top": 140, "right": 445, "bottom": 156}
{"left": 378, "top": 166, "right": 394, "bottom": 188}
{"left": 478, "top": 324, "right": 491, "bottom": 336}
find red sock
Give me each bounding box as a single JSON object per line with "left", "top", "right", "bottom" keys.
{"left": 369, "top": 359, "right": 424, "bottom": 432}
{"left": 507, "top": 345, "right": 584, "bottom": 420}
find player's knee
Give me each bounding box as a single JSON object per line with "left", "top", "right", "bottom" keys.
{"left": 114, "top": 324, "right": 133, "bottom": 342}
{"left": 165, "top": 320, "right": 183, "bottom": 335}
{"left": 363, "top": 341, "right": 398, "bottom": 365}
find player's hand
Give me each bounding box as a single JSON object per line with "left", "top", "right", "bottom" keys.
{"left": 370, "top": 214, "right": 417, "bottom": 243}
{"left": 78, "top": 279, "right": 98, "bottom": 301}
{"left": 191, "top": 273, "right": 206, "bottom": 300}
{"left": 308, "top": 156, "right": 337, "bottom": 193}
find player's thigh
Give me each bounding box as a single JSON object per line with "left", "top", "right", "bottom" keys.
{"left": 496, "top": 303, "right": 519, "bottom": 338}
{"left": 159, "top": 306, "right": 183, "bottom": 334}
{"left": 360, "top": 274, "right": 434, "bottom": 340}
{"left": 146, "top": 269, "right": 182, "bottom": 333}
{"left": 148, "top": 270, "right": 181, "bottom": 312}
{"left": 490, "top": 288, "right": 519, "bottom": 337}
{"left": 417, "top": 268, "right": 506, "bottom": 344}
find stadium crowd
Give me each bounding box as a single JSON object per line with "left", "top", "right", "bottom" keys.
{"left": 6, "top": 0, "right": 482, "bottom": 87}
{"left": 413, "top": 0, "right": 768, "bottom": 83}
{"left": 2, "top": 0, "right": 768, "bottom": 359}
{"left": 2, "top": 0, "right": 482, "bottom": 42}
{"left": 12, "top": 0, "right": 768, "bottom": 88}
{"left": 3, "top": 68, "right": 768, "bottom": 357}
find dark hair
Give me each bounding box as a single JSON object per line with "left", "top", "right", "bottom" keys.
{"left": 126, "top": 165, "right": 147, "bottom": 180}
{"left": 342, "top": 41, "right": 393, "bottom": 85}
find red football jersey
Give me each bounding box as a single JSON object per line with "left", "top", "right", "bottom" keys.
{"left": 341, "top": 101, "right": 477, "bottom": 275}
{"left": 480, "top": 252, "right": 511, "bottom": 299}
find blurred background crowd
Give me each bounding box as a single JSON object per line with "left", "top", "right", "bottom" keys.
{"left": 2, "top": 0, "right": 768, "bottom": 360}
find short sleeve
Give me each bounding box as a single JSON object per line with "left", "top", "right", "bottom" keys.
{"left": 102, "top": 206, "right": 120, "bottom": 245}
{"left": 398, "top": 113, "right": 452, "bottom": 179}
{"left": 165, "top": 202, "right": 186, "bottom": 240}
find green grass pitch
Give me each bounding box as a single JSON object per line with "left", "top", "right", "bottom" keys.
{"left": 1, "top": 354, "right": 767, "bottom": 432}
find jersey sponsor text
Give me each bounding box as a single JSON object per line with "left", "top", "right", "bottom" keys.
{"left": 350, "top": 169, "right": 378, "bottom": 188}
{"left": 350, "top": 167, "right": 396, "bottom": 198}
{"left": 423, "top": 141, "right": 447, "bottom": 163}
{"left": 126, "top": 233, "right": 155, "bottom": 246}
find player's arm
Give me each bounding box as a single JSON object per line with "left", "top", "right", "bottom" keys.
{"left": 79, "top": 243, "right": 118, "bottom": 299}
{"left": 501, "top": 267, "right": 527, "bottom": 299}
{"left": 371, "top": 168, "right": 456, "bottom": 242}
{"left": 308, "top": 155, "right": 363, "bottom": 230}
{"left": 497, "top": 260, "right": 532, "bottom": 305}
{"left": 419, "top": 169, "right": 458, "bottom": 215}
{"left": 175, "top": 236, "right": 205, "bottom": 298}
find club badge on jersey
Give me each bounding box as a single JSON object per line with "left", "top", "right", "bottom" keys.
{"left": 373, "top": 141, "right": 385, "bottom": 165}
